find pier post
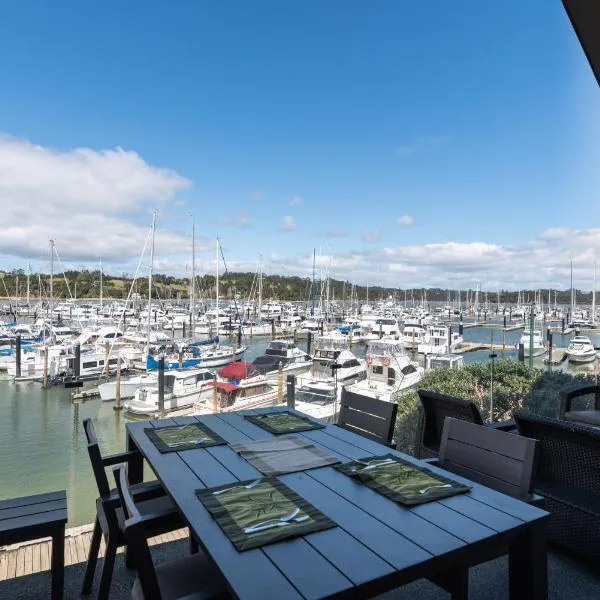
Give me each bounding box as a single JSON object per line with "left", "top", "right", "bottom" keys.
{"left": 503, "top": 315, "right": 507, "bottom": 329}
{"left": 212, "top": 374, "right": 218, "bottom": 413}
{"left": 15, "top": 335, "right": 21, "bottom": 379}
{"left": 458, "top": 321, "right": 464, "bottom": 336}
{"left": 277, "top": 362, "right": 284, "bottom": 404}
{"left": 237, "top": 327, "right": 242, "bottom": 350}
{"left": 43, "top": 348, "right": 48, "bottom": 388}
{"left": 320, "top": 321, "right": 324, "bottom": 336}
{"left": 286, "top": 374, "right": 296, "bottom": 409}
{"left": 114, "top": 358, "right": 121, "bottom": 410}
{"left": 271, "top": 320, "right": 276, "bottom": 340}
{"left": 74, "top": 344, "right": 81, "bottom": 378}
{"left": 103, "top": 342, "right": 110, "bottom": 376}
{"left": 518, "top": 343, "right": 524, "bottom": 363}
{"left": 548, "top": 329, "right": 553, "bottom": 366}
{"left": 562, "top": 318, "right": 565, "bottom": 333}
{"left": 178, "top": 348, "right": 183, "bottom": 369}
{"left": 158, "top": 356, "right": 165, "bottom": 416}
{"left": 379, "top": 323, "right": 383, "bottom": 339}
{"left": 182, "top": 322, "right": 186, "bottom": 338}
{"left": 307, "top": 332, "right": 312, "bottom": 356}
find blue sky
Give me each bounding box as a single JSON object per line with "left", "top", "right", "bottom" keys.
{"left": 0, "top": 0, "right": 599, "bottom": 290}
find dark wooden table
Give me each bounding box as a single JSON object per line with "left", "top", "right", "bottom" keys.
{"left": 126, "top": 407, "right": 549, "bottom": 600}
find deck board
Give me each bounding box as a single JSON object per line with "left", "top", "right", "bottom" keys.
{"left": 0, "top": 525, "right": 190, "bottom": 581}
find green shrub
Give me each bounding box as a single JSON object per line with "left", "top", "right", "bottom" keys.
{"left": 393, "top": 360, "right": 597, "bottom": 456}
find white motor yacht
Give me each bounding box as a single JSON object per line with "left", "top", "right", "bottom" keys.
{"left": 346, "top": 338, "right": 424, "bottom": 402}
{"left": 566, "top": 336, "right": 597, "bottom": 364}
{"left": 517, "top": 330, "right": 547, "bottom": 358}
{"left": 252, "top": 339, "right": 313, "bottom": 380}
{"left": 124, "top": 369, "right": 215, "bottom": 415}
{"left": 418, "top": 325, "right": 463, "bottom": 355}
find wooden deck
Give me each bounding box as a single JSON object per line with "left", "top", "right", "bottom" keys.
{"left": 0, "top": 523, "right": 189, "bottom": 581}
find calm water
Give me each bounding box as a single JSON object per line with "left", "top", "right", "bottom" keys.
{"left": 0, "top": 338, "right": 304, "bottom": 526}
{"left": 0, "top": 326, "right": 596, "bottom": 527}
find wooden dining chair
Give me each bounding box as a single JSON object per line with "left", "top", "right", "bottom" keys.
{"left": 336, "top": 389, "right": 398, "bottom": 448}
{"left": 426, "top": 417, "right": 541, "bottom": 600}
{"left": 113, "top": 465, "right": 229, "bottom": 600}
{"left": 82, "top": 418, "right": 190, "bottom": 600}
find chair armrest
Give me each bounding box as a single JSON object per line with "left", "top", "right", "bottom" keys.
{"left": 126, "top": 507, "right": 183, "bottom": 532}
{"left": 130, "top": 480, "right": 168, "bottom": 502}
{"left": 486, "top": 420, "right": 516, "bottom": 432}
{"left": 102, "top": 449, "right": 140, "bottom": 467}
{"left": 421, "top": 458, "right": 439, "bottom": 466}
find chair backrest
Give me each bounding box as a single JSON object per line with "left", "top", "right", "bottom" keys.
{"left": 337, "top": 389, "right": 398, "bottom": 446}
{"left": 439, "top": 417, "right": 538, "bottom": 500}
{"left": 83, "top": 418, "right": 111, "bottom": 499}
{"left": 559, "top": 384, "right": 600, "bottom": 419}
{"left": 417, "top": 389, "right": 484, "bottom": 458}
{"left": 515, "top": 411, "right": 600, "bottom": 501}
{"left": 114, "top": 465, "right": 162, "bottom": 600}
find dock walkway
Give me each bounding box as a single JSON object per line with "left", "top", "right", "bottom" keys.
{"left": 0, "top": 522, "right": 189, "bottom": 582}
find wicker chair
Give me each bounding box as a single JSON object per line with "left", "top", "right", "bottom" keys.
{"left": 514, "top": 411, "right": 600, "bottom": 564}
{"left": 558, "top": 384, "right": 600, "bottom": 427}
{"left": 416, "top": 389, "right": 515, "bottom": 459}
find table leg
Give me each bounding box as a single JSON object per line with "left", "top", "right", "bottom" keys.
{"left": 127, "top": 431, "right": 143, "bottom": 485}
{"left": 51, "top": 528, "right": 65, "bottom": 600}
{"left": 509, "top": 522, "right": 548, "bottom": 600}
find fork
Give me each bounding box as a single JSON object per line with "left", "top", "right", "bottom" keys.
{"left": 419, "top": 483, "right": 452, "bottom": 494}
{"left": 213, "top": 479, "right": 262, "bottom": 496}
{"left": 167, "top": 436, "right": 210, "bottom": 447}
{"left": 244, "top": 510, "right": 308, "bottom": 534}
{"left": 351, "top": 458, "right": 396, "bottom": 472}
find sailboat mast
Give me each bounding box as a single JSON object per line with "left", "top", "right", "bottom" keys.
{"left": 593, "top": 261, "right": 596, "bottom": 326}
{"left": 147, "top": 212, "right": 156, "bottom": 350}
{"left": 99, "top": 259, "right": 103, "bottom": 311}
{"left": 570, "top": 259, "right": 574, "bottom": 321}
{"left": 311, "top": 249, "right": 316, "bottom": 317}
{"left": 191, "top": 218, "right": 196, "bottom": 333}
{"left": 258, "top": 255, "right": 263, "bottom": 319}
{"left": 26, "top": 262, "right": 30, "bottom": 309}
{"left": 215, "top": 239, "right": 219, "bottom": 330}
{"left": 49, "top": 239, "right": 54, "bottom": 324}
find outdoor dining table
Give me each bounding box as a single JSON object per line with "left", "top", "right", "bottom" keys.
{"left": 125, "top": 406, "right": 549, "bottom": 600}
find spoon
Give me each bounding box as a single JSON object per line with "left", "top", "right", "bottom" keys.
{"left": 213, "top": 479, "right": 262, "bottom": 496}
{"left": 244, "top": 509, "right": 304, "bottom": 533}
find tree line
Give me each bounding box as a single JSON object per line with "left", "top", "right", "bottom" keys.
{"left": 0, "top": 268, "right": 594, "bottom": 304}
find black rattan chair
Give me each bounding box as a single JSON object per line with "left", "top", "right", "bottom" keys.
{"left": 515, "top": 411, "right": 600, "bottom": 564}
{"left": 113, "top": 465, "right": 228, "bottom": 600}
{"left": 416, "top": 389, "right": 515, "bottom": 459}
{"left": 558, "top": 384, "right": 600, "bottom": 427}
{"left": 82, "top": 418, "right": 190, "bottom": 600}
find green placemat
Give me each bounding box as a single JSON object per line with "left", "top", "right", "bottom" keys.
{"left": 196, "top": 477, "right": 336, "bottom": 551}
{"left": 244, "top": 411, "right": 326, "bottom": 434}
{"left": 145, "top": 422, "right": 226, "bottom": 452}
{"left": 335, "top": 454, "right": 471, "bottom": 506}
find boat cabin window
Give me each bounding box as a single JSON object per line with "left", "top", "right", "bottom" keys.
{"left": 401, "top": 364, "right": 418, "bottom": 376}
{"left": 83, "top": 361, "right": 97, "bottom": 369}
{"left": 388, "top": 367, "right": 395, "bottom": 386}
{"left": 164, "top": 375, "right": 176, "bottom": 393}
{"left": 196, "top": 372, "right": 212, "bottom": 383}
{"left": 341, "top": 359, "right": 360, "bottom": 368}
{"left": 108, "top": 358, "right": 118, "bottom": 365}
{"left": 372, "top": 365, "right": 383, "bottom": 375}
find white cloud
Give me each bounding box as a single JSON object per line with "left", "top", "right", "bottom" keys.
{"left": 325, "top": 227, "right": 348, "bottom": 238}
{"left": 281, "top": 216, "right": 296, "bottom": 231}
{"left": 289, "top": 196, "right": 303, "bottom": 207}
{"left": 362, "top": 229, "right": 382, "bottom": 243}
{"left": 217, "top": 212, "right": 251, "bottom": 228}
{"left": 396, "top": 215, "right": 414, "bottom": 226}
{"left": 0, "top": 135, "right": 198, "bottom": 265}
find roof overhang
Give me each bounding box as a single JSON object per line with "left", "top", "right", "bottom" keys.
{"left": 562, "top": 0, "right": 600, "bottom": 85}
